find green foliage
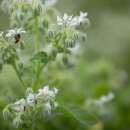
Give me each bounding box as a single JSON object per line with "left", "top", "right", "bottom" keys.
{"left": 0, "top": 0, "right": 91, "bottom": 129}
{"left": 0, "top": 0, "right": 129, "bottom": 130}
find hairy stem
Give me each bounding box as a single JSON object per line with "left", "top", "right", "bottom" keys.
{"left": 32, "top": 16, "right": 41, "bottom": 91}
{"left": 32, "top": 64, "right": 41, "bottom": 91}
{"left": 11, "top": 60, "right": 26, "bottom": 88}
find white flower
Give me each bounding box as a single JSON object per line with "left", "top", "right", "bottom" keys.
{"left": 78, "top": 11, "right": 88, "bottom": 24}
{"left": 44, "top": 101, "right": 58, "bottom": 114}
{"left": 86, "top": 92, "right": 115, "bottom": 109}
{"left": 5, "top": 28, "right": 26, "bottom": 37}
{"left": 69, "top": 43, "right": 80, "bottom": 54}
{"left": 3, "top": 85, "right": 58, "bottom": 122}
{"left": 36, "top": 85, "right": 58, "bottom": 101}
{"left": 44, "top": 102, "right": 51, "bottom": 114}
{"left": 54, "top": 101, "right": 58, "bottom": 107}
{"left": 100, "top": 92, "right": 114, "bottom": 103}
{"left": 13, "top": 99, "right": 26, "bottom": 111}
{"left": 57, "top": 12, "right": 88, "bottom": 27}
{"left": 0, "top": 32, "right": 4, "bottom": 37}
{"left": 13, "top": 116, "right": 22, "bottom": 128}
{"left": 45, "top": 0, "right": 57, "bottom": 7}
{"left": 26, "top": 93, "right": 35, "bottom": 106}
{"left": 53, "top": 87, "right": 58, "bottom": 94}
{"left": 37, "top": 85, "right": 50, "bottom": 97}
{"left": 57, "top": 13, "right": 73, "bottom": 26}
{"left": 95, "top": 92, "right": 115, "bottom": 106}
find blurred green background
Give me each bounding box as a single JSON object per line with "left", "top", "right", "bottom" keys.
{"left": 0, "top": 0, "right": 130, "bottom": 130}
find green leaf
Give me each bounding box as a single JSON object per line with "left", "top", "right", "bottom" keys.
{"left": 31, "top": 51, "right": 49, "bottom": 64}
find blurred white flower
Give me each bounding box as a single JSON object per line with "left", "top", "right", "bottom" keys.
{"left": 13, "top": 116, "right": 22, "bottom": 128}
{"left": 54, "top": 101, "right": 58, "bottom": 107}
{"left": 3, "top": 85, "right": 58, "bottom": 124}
{"left": 86, "top": 92, "right": 115, "bottom": 108}
{"left": 36, "top": 85, "right": 58, "bottom": 100}
{"left": 57, "top": 12, "right": 88, "bottom": 27}
{"left": 0, "top": 32, "right": 4, "bottom": 37}
{"left": 44, "top": 101, "right": 58, "bottom": 114}
{"left": 53, "top": 87, "right": 58, "bottom": 94}
{"left": 78, "top": 11, "right": 88, "bottom": 23}
{"left": 94, "top": 92, "right": 115, "bottom": 107}
{"left": 26, "top": 93, "right": 35, "bottom": 106}
{"left": 44, "top": 102, "right": 51, "bottom": 114}
{"left": 100, "top": 93, "right": 114, "bottom": 104}
{"left": 57, "top": 13, "right": 73, "bottom": 26}
{"left": 69, "top": 43, "right": 80, "bottom": 54}
{"left": 37, "top": 85, "right": 50, "bottom": 97}
{"left": 5, "top": 28, "right": 26, "bottom": 37}
{"left": 13, "top": 99, "right": 26, "bottom": 112}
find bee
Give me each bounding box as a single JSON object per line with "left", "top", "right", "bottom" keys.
{"left": 15, "top": 33, "right": 21, "bottom": 43}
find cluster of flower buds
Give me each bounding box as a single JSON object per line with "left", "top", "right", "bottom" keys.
{"left": 3, "top": 85, "right": 58, "bottom": 127}
{"left": 0, "top": 28, "right": 26, "bottom": 65}
{"left": 57, "top": 12, "right": 88, "bottom": 27}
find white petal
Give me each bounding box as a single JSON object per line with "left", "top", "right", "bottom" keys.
{"left": 0, "top": 32, "right": 4, "bottom": 37}
{"left": 54, "top": 88, "right": 58, "bottom": 94}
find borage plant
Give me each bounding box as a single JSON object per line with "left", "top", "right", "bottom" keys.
{"left": 0, "top": 0, "right": 89, "bottom": 129}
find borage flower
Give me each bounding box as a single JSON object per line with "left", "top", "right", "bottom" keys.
{"left": 5, "top": 28, "right": 26, "bottom": 44}
{"left": 5, "top": 28, "right": 26, "bottom": 38}
{"left": 36, "top": 85, "right": 58, "bottom": 100}
{"left": 57, "top": 11, "right": 88, "bottom": 27}
{"left": 12, "top": 99, "right": 26, "bottom": 112}
{"left": 26, "top": 93, "right": 35, "bottom": 107}
{"left": 3, "top": 85, "right": 59, "bottom": 127}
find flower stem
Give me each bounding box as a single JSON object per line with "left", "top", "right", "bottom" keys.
{"left": 11, "top": 59, "right": 26, "bottom": 88}
{"left": 32, "top": 64, "right": 41, "bottom": 91}
{"left": 32, "top": 16, "right": 41, "bottom": 91}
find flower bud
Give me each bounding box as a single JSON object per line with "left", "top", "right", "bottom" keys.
{"left": 73, "top": 32, "right": 79, "bottom": 40}
{"left": 48, "top": 30, "right": 55, "bottom": 38}
{"left": 43, "top": 19, "right": 49, "bottom": 28}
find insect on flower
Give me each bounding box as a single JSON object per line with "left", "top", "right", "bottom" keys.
{"left": 15, "top": 34, "right": 21, "bottom": 44}
{"left": 6, "top": 28, "right": 26, "bottom": 44}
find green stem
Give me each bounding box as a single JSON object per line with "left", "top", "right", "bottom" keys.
{"left": 11, "top": 60, "right": 26, "bottom": 88}
{"left": 34, "top": 16, "right": 40, "bottom": 54}
{"left": 32, "top": 64, "right": 41, "bottom": 91}
{"left": 32, "top": 16, "right": 41, "bottom": 91}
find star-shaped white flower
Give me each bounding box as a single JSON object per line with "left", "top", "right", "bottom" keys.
{"left": 13, "top": 99, "right": 26, "bottom": 112}
{"left": 26, "top": 93, "right": 35, "bottom": 106}
{"left": 57, "top": 12, "right": 88, "bottom": 27}
{"left": 5, "top": 28, "right": 26, "bottom": 37}
{"left": 36, "top": 85, "right": 58, "bottom": 101}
